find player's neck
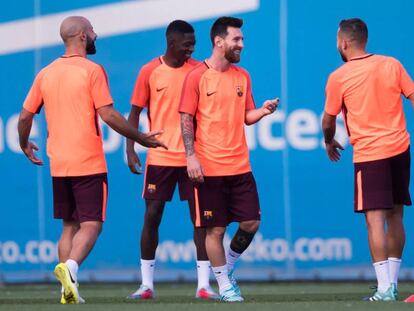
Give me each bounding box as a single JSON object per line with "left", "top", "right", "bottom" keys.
{"left": 163, "top": 52, "right": 185, "bottom": 68}
{"left": 63, "top": 46, "right": 87, "bottom": 58}
{"left": 207, "top": 52, "right": 231, "bottom": 72}
{"left": 346, "top": 49, "right": 368, "bottom": 61}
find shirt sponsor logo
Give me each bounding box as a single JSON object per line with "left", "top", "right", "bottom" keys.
{"left": 156, "top": 87, "right": 167, "bottom": 92}
{"left": 207, "top": 91, "right": 217, "bottom": 96}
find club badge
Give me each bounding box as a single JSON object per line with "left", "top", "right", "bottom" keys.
{"left": 236, "top": 86, "right": 243, "bottom": 97}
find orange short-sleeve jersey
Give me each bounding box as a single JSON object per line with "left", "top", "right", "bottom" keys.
{"left": 23, "top": 55, "right": 113, "bottom": 176}
{"left": 179, "top": 61, "right": 256, "bottom": 176}
{"left": 325, "top": 54, "right": 414, "bottom": 163}
{"left": 131, "top": 57, "right": 199, "bottom": 166}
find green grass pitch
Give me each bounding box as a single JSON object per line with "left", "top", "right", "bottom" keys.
{"left": 0, "top": 282, "right": 413, "bottom": 311}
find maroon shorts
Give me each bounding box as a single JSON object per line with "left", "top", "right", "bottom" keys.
{"left": 354, "top": 147, "right": 411, "bottom": 213}
{"left": 53, "top": 173, "right": 108, "bottom": 222}
{"left": 193, "top": 172, "right": 261, "bottom": 227}
{"left": 142, "top": 165, "right": 192, "bottom": 201}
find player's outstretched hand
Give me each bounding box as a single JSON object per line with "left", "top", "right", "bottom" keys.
{"left": 126, "top": 149, "right": 143, "bottom": 174}
{"left": 187, "top": 154, "right": 204, "bottom": 183}
{"left": 262, "top": 98, "right": 279, "bottom": 115}
{"left": 139, "top": 130, "right": 168, "bottom": 149}
{"left": 325, "top": 139, "right": 344, "bottom": 162}
{"left": 22, "top": 141, "right": 43, "bottom": 165}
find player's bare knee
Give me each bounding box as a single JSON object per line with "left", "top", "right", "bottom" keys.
{"left": 364, "top": 219, "right": 378, "bottom": 233}
{"left": 207, "top": 227, "right": 225, "bottom": 239}
{"left": 92, "top": 222, "right": 103, "bottom": 236}
{"left": 386, "top": 205, "right": 404, "bottom": 221}
{"left": 193, "top": 227, "right": 206, "bottom": 241}
{"left": 97, "top": 223, "right": 103, "bottom": 235}
{"left": 145, "top": 209, "right": 163, "bottom": 224}
{"left": 62, "top": 220, "right": 80, "bottom": 235}
{"left": 80, "top": 221, "right": 103, "bottom": 236}
{"left": 145, "top": 201, "right": 165, "bottom": 223}
{"left": 239, "top": 220, "right": 260, "bottom": 233}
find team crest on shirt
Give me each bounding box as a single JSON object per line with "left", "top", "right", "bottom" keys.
{"left": 204, "top": 211, "right": 213, "bottom": 219}
{"left": 236, "top": 86, "right": 243, "bottom": 97}
{"left": 147, "top": 183, "right": 157, "bottom": 193}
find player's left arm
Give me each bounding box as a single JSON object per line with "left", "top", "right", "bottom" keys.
{"left": 17, "top": 108, "right": 43, "bottom": 165}
{"left": 245, "top": 98, "right": 279, "bottom": 125}
{"left": 98, "top": 105, "right": 167, "bottom": 149}
{"left": 396, "top": 60, "right": 414, "bottom": 108}
{"left": 241, "top": 69, "right": 279, "bottom": 125}
{"left": 322, "top": 112, "right": 344, "bottom": 162}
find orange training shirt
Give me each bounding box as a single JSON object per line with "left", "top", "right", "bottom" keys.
{"left": 325, "top": 54, "right": 414, "bottom": 163}
{"left": 131, "top": 57, "right": 199, "bottom": 166}
{"left": 179, "top": 61, "right": 255, "bottom": 176}
{"left": 23, "top": 55, "right": 113, "bottom": 176}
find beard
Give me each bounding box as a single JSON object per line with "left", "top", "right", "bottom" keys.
{"left": 338, "top": 48, "right": 347, "bottom": 62}
{"left": 224, "top": 47, "right": 241, "bottom": 63}
{"left": 86, "top": 35, "right": 96, "bottom": 55}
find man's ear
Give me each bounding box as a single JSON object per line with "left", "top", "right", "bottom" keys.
{"left": 215, "top": 36, "right": 223, "bottom": 48}
{"left": 168, "top": 39, "right": 176, "bottom": 49}
{"left": 342, "top": 39, "right": 349, "bottom": 51}
{"left": 79, "top": 31, "right": 87, "bottom": 41}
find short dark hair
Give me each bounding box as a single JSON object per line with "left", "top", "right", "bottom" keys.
{"left": 210, "top": 16, "right": 243, "bottom": 46}
{"left": 339, "top": 18, "right": 368, "bottom": 45}
{"left": 166, "top": 20, "right": 194, "bottom": 38}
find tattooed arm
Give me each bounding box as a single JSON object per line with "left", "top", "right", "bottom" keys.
{"left": 180, "top": 112, "right": 204, "bottom": 183}
{"left": 180, "top": 112, "right": 195, "bottom": 156}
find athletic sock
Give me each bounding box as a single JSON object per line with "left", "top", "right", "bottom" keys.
{"left": 373, "top": 260, "right": 390, "bottom": 293}
{"left": 140, "top": 259, "right": 155, "bottom": 290}
{"left": 196, "top": 260, "right": 211, "bottom": 290}
{"left": 226, "top": 248, "right": 241, "bottom": 272}
{"left": 212, "top": 265, "right": 232, "bottom": 294}
{"left": 388, "top": 257, "right": 401, "bottom": 286}
{"left": 65, "top": 259, "right": 79, "bottom": 280}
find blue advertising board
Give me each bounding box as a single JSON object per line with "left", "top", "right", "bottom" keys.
{"left": 1, "top": 0, "right": 413, "bottom": 282}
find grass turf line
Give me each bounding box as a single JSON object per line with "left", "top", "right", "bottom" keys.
{"left": 0, "top": 282, "right": 413, "bottom": 311}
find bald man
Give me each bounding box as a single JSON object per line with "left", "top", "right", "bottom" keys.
{"left": 18, "top": 16, "right": 166, "bottom": 304}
